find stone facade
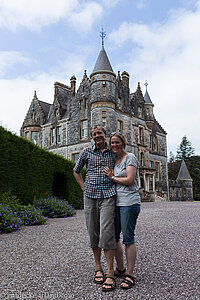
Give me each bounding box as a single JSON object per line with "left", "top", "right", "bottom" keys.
{"left": 169, "top": 160, "right": 193, "bottom": 201}
{"left": 21, "top": 44, "right": 169, "bottom": 201}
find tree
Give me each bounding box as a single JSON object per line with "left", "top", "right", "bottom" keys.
{"left": 168, "top": 151, "right": 175, "bottom": 163}
{"left": 176, "top": 135, "right": 195, "bottom": 161}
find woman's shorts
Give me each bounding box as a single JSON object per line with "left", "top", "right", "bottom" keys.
{"left": 115, "top": 203, "right": 140, "bottom": 245}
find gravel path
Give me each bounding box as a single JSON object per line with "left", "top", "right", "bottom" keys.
{"left": 0, "top": 201, "right": 200, "bottom": 300}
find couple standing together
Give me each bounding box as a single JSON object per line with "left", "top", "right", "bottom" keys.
{"left": 73, "top": 125, "right": 141, "bottom": 292}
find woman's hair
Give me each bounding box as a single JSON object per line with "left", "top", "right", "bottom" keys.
{"left": 109, "top": 132, "right": 127, "bottom": 150}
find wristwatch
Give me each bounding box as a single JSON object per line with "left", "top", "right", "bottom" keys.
{"left": 111, "top": 176, "right": 115, "bottom": 180}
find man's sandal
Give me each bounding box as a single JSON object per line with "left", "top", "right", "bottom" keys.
{"left": 120, "top": 274, "right": 135, "bottom": 290}
{"left": 93, "top": 269, "right": 104, "bottom": 284}
{"left": 102, "top": 274, "right": 116, "bottom": 292}
{"left": 114, "top": 267, "right": 126, "bottom": 277}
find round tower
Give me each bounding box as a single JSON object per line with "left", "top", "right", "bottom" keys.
{"left": 90, "top": 29, "right": 117, "bottom": 135}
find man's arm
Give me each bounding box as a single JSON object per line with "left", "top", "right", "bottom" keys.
{"left": 73, "top": 170, "right": 84, "bottom": 191}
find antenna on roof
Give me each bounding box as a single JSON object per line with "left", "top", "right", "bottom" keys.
{"left": 100, "top": 27, "right": 106, "bottom": 48}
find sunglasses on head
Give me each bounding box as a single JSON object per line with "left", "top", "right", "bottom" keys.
{"left": 111, "top": 131, "right": 123, "bottom": 136}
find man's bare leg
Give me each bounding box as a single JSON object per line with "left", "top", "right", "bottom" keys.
{"left": 102, "top": 249, "right": 115, "bottom": 289}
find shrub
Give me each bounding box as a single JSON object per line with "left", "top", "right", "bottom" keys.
{"left": 13, "top": 204, "right": 47, "bottom": 226}
{"left": 33, "top": 196, "right": 76, "bottom": 218}
{"left": 194, "top": 194, "right": 200, "bottom": 201}
{"left": 0, "top": 126, "right": 83, "bottom": 206}
{"left": 0, "top": 204, "right": 22, "bottom": 233}
{"left": 0, "top": 191, "right": 21, "bottom": 206}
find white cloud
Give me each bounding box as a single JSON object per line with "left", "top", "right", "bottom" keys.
{"left": 0, "top": 49, "right": 88, "bottom": 135}
{"left": 69, "top": 2, "right": 103, "bottom": 31}
{"left": 109, "top": 3, "right": 200, "bottom": 154}
{"left": 0, "top": 0, "right": 102, "bottom": 31}
{"left": 0, "top": 51, "right": 31, "bottom": 76}
{"left": 136, "top": 0, "right": 147, "bottom": 9}
{"left": 101, "top": 0, "right": 121, "bottom": 8}
{"left": 0, "top": 75, "right": 54, "bottom": 134}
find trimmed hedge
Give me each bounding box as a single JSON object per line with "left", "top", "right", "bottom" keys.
{"left": 0, "top": 126, "right": 84, "bottom": 208}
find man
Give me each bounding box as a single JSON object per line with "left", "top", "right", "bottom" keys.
{"left": 73, "top": 125, "right": 116, "bottom": 292}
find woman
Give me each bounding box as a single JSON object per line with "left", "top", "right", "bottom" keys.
{"left": 104, "top": 132, "right": 141, "bottom": 290}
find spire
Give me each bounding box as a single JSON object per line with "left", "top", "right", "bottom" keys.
{"left": 176, "top": 160, "right": 192, "bottom": 181}
{"left": 144, "top": 81, "right": 152, "bottom": 104}
{"left": 33, "top": 91, "right": 38, "bottom": 100}
{"left": 91, "top": 29, "right": 114, "bottom": 75}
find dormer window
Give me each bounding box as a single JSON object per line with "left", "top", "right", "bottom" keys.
{"left": 138, "top": 106, "right": 143, "bottom": 118}
{"left": 55, "top": 108, "right": 59, "bottom": 117}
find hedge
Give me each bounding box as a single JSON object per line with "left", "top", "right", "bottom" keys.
{"left": 0, "top": 126, "right": 84, "bottom": 208}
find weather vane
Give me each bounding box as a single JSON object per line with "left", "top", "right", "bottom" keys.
{"left": 100, "top": 27, "right": 106, "bottom": 48}
{"left": 144, "top": 81, "right": 148, "bottom": 91}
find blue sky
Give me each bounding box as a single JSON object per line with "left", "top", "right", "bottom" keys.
{"left": 0, "top": 0, "right": 199, "bottom": 155}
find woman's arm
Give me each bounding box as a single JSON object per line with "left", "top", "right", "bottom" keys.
{"left": 103, "top": 165, "right": 136, "bottom": 186}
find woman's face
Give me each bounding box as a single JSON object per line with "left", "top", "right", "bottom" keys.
{"left": 110, "top": 136, "right": 123, "bottom": 155}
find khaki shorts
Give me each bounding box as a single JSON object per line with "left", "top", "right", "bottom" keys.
{"left": 84, "top": 195, "right": 116, "bottom": 250}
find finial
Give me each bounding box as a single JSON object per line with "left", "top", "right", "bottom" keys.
{"left": 100, "top": 27, "right": 106, "bottom": 48}
{"left": 33, "top": 91, "right": 38, "bottom": 99}
{"left": 83, "top": 69, "right": 87, "bottom": 78}
{"left": 144, "top": 81, "right": 148, "bottom": 91}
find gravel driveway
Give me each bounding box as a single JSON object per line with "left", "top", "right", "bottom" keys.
{"left": 0, "top": 201, "right": 200, "bottom": 299}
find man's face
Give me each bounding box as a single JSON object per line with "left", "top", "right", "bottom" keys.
{"left": 91, "top": 126, "right": 106, "bottom": 147}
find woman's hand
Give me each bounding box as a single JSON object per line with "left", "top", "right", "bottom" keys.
{"left": 103, "top": 167, "right": 114, "bottom": 180}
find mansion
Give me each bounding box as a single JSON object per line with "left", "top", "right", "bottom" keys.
{"left": 21, "top": 41, "right": 169, "bottom": 201}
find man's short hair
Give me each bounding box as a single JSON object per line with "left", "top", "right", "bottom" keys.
{"left": 90, "top": 124, "right": 106, "bottom": 136}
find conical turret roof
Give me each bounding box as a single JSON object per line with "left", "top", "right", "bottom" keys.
{"left": 176, "top": 160, "right": 192, "bottom": 181}
{"left": 92, "top": 46, "right": 114, "bottom": 74}
{"left": 144, "top": 89, "right": 152, "bottom": 104}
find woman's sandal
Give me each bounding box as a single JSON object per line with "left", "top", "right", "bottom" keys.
{"left": 102, "top": 274, "right": 116, "bottom": 292}
{"left": 93, "top": 269, "right": 104, "bottom": 284}
{"left": 114, "top": 267, "right": 126, "bottom": 277}
{"left": 120, "top": 274, "right": 135, "bottom": 290}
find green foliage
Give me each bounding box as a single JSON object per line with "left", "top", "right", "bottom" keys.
{"left": 33, "top": 196, "right": 76, "bottom": 218}
{"left": 0, "top": 191, "right": 21, "bottom": 206}
{"left": 13, "top": 204, "right": 47, "bottom": 226}
{"left": 0, "top": 126, "right": 83, "bottom": 208}
{"left": 168, "top": 151, "right": 175, "bottom": 163}
{"left": 194, "top": 194, "right": 200, "bottom": 201}
{"left": 187, "top": 156, "right": 200, "bottom": 200}
{"left": 176, "top": 135, "right": 195, "bottom": 161}
{"left": 0, "top": 204, "right": 22, "bottom": 233}
{"left": 168, "top": 160, "right": 181, "bottom": 180}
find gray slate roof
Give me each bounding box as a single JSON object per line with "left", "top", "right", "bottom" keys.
{"left": 92, "top": 47, "right": 114, "bottom": 73}
{"left": 144, "top": 90, "right": 152, "bottom": 104}
{"left": 176, "top": 160, "right": 192, "bottom": 180}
